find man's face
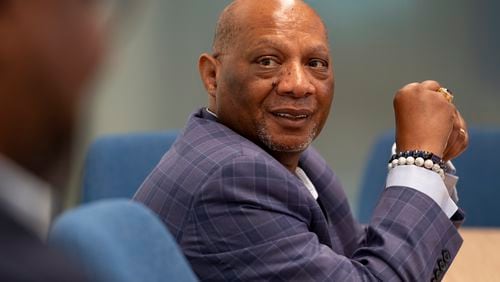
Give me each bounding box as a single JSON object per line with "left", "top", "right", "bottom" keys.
{"left": 214, "top": 4, "right": 334, "bottom": 153}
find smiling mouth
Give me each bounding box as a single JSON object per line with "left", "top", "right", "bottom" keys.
{"left": 270, "top": 108, "right": 313, "bottom": 121}
{"left": 273, "top": 112, "right": 309, "bottom": 120}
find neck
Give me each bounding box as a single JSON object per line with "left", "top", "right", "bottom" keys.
{"left": 269, "top": 151, "right": 301, "bottom": 172}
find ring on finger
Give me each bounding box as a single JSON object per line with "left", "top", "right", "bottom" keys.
{"left": 437, "top": 87, "right": 454, "bottom": 103}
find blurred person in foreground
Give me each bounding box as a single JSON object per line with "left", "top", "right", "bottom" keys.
{"left": 0, "top": 0, "right": 114, "bottom": 280}
{"left": 135, "top": 0, "right": 469, "bottom": 281}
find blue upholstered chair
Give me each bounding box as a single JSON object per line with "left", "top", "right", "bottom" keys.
{"left": 357, "top": 128, "right": 500, "bottom": 227}
{"left": 81, "top": 131, "right": 178, "bottom": 203}
{"left": 49, "top": 199, "right": 198, "bottom": 282}
{"left": 357, "top": 131, "right": 394, "bottom": 224}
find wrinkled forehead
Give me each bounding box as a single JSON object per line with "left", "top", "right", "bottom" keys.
{"left": 212, "top": 0, "right": 330, "bottom": 57}
{"left": 236, "top": 0, "right": 328, "bottom": 42}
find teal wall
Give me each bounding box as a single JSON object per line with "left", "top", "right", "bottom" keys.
{"left": 70, "top": 0, "right": 500, "bottom": 213}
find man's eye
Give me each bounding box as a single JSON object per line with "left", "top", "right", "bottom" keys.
{"left": 257, "top": 57, "right": 279, "bottom": 67}
{"left": 308, "top": 59, "right": 328, "bottom": 69}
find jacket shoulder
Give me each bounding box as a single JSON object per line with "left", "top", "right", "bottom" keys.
{"left": 171, "top": 113, "right": 276, "bottom": 169}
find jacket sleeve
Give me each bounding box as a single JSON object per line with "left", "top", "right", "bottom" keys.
{"left": 186, "top": 155, "right": 462, "bottom": 281}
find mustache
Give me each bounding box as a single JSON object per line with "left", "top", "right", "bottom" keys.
{"left": 265, "top": 96, "right": 317, "bottom": 109}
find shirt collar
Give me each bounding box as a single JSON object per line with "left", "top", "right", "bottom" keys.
{"left": 295, "top": 167, "right": 319, "bottom": 200}
{"left": 0, "top": 155, "right": 53, "bottom": 240}
{"left": 205, "top": 107, "right": 218, "bottom": 119}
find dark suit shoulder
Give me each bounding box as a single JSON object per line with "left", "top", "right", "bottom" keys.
{"left": 134, "top": 109, "right": 323, "bottom": 242}
{"left": 170, "top": 109, "right": 286, "bottom": 173}
{"left": 0, "top": 211, "right": 86, "bottom": 282}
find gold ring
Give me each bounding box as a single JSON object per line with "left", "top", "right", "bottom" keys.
{"left": 437, "top": 87, "right": 454, "bottom": 103}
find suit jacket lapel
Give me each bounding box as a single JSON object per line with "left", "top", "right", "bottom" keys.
{"left": 298, "top": 149, "right": 336, "bottom": 248}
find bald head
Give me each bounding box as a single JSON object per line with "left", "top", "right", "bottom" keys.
{"left": 212, "top": 0, "right": 327, "bottom": 55}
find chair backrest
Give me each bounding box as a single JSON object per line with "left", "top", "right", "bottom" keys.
{"left": 357, "top": 131, "right": 394, "bottom": 224}
{"left": 358, "top": 128, "right": 500, "bottom": 227}
{"left": 49, "top": 199, "right": 198, "bottom": 282}
{"left": 81, "top": 131, "right": 177, "bottom": 203}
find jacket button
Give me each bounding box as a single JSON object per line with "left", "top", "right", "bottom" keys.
{"left": 438, "top": 259, "right": 446, "bottom": 271}
{"left": 434, "top": 268, "right": 442, "bottom": 279}
{"left": 442, "top": 250, "right": 451, "bottom": 263}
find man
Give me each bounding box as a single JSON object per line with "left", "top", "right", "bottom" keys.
{"left": 134, "top": 0, "right": 468, "bottom": 280}
{"left": 0, "top": 1, "right": 111, "bottom": 280}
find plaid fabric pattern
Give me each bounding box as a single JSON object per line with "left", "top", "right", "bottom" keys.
{"left": 134, "top": 108, "right": 462, "bottom": 281}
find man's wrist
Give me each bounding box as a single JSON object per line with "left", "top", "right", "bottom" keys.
{"left": 395, "top": 139, "right": 445, "bottom": 159}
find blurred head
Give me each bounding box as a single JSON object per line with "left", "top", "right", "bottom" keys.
{"left": 0, "top": 0, "right": 110, "bottom": 184}
{"left": 199, "top": 0, "right": 334, "bottom": 169}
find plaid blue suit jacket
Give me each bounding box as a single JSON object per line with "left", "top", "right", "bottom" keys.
{"left": 134, "top": 108, "right": 462, "bottom": 281}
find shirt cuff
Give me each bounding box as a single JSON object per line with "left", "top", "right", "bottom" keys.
{"left": 386, "top": 165, "right": 458, "bottom": 218}
{"left": 444, "top": 174, "right": 459, "bottom": 203}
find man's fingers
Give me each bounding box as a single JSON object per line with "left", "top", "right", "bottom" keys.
{"left": 420, "top": 80, "right": 441, "bottom": 91}
{"left": 443, "top": 139, "right": 463, "bottom": 161}
{"left": 443, "top": 133, "right": 458, "bottom": 160}
{"left": 456, "top": 111, "right": 470, "bottom": 155}
{"left": 443, "top": 110, "right": 469, "bottom": 161}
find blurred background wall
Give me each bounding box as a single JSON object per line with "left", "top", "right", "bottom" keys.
{"left": 69, "top": 0, "right": 500, "bottom": 213}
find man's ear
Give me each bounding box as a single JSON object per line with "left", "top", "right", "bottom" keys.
{"left": 198, "top": 53, "right": 219, "bottom": 99}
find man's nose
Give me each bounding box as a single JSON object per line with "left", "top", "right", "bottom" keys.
{"left": 276, "top": 63, "right": 315, "bottom": 98}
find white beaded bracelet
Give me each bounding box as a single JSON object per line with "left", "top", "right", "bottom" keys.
{"left": 388, "top": 151, "right": 447, "bottom": 179}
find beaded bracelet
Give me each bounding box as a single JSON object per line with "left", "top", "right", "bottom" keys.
{"left": 388, "top": 150, "right": 448, "bottom": 179}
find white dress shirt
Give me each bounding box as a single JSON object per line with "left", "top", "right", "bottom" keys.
{"left": 296, "top": 167, "right": 319, "bottom": 200}
{"left": 0, "top": 155, "right": 53, "bottom": 239}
